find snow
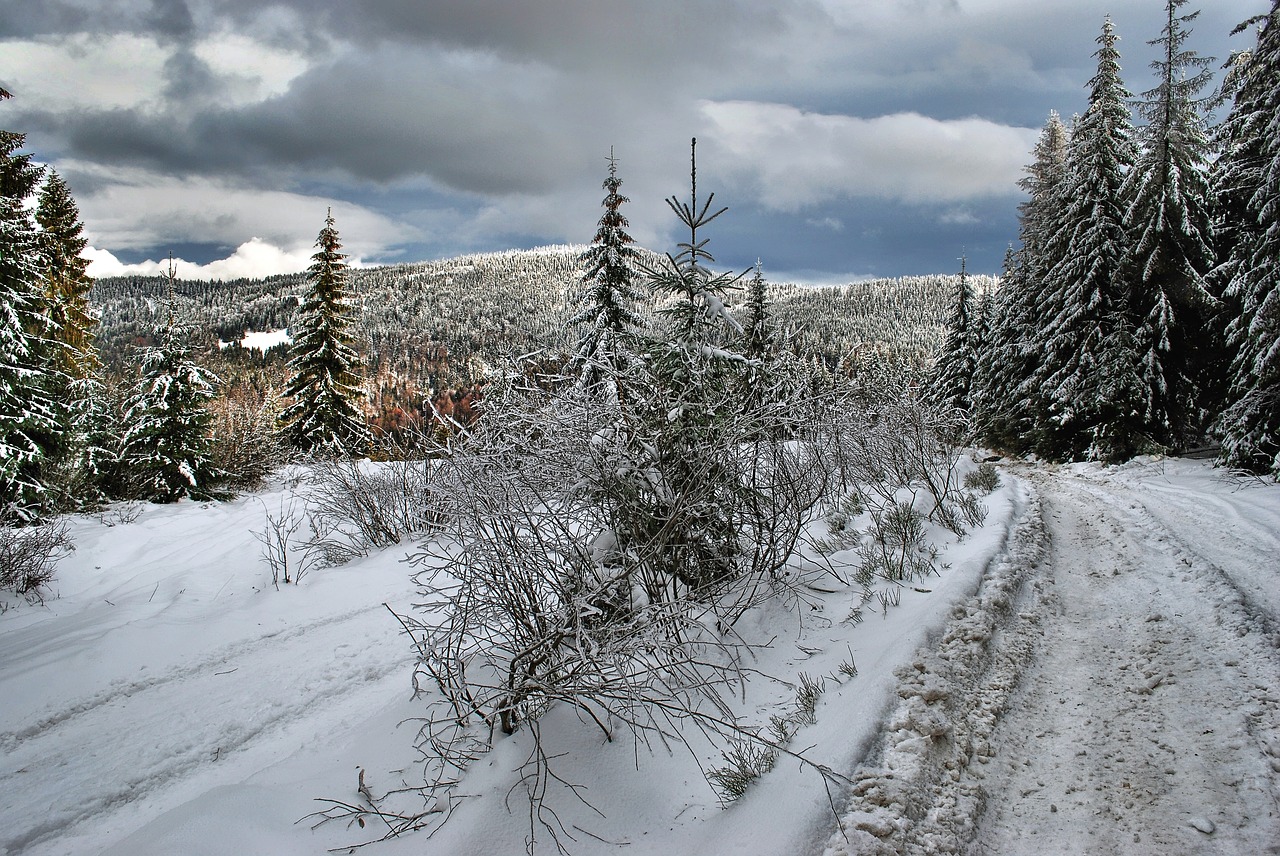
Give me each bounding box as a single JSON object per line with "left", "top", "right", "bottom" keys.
{"left": 2, "top": 458, "right": 1278, "bottom": 855}
{"left": 218, "top": 329, "right": 292, "bottom": 352}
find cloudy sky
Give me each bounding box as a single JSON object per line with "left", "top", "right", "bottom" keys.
{"left": 1, "top": 0, "right": 1266, "bottom": 282}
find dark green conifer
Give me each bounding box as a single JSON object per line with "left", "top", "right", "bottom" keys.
{"left": 279, "top": 210, "right": 371, "bottom": 457}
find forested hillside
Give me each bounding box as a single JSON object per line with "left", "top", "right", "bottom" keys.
{"left": 90, "top": 249, "right": 985, "bottom": 433}
{"left": 92, "top": 249, "right": 978, "bottom": 373}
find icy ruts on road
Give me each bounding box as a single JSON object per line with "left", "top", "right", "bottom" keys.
{"left": 823, "top": 465, "right": 1280, "bottom": 856}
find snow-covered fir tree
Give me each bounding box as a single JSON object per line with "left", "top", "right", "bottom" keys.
{"left": 117, "top": 278, "right": 222, "bottom": 502}
{"left": 36, "top": 168, "right": 109, "bottom": 503}
{"left": 1121, "top": 0, "right": 1218, "bottom": 450}
{"left": 1217, "top": 1, "right": 1280, "bottom": 476}
{"left": 926, "top": 255, "right": 978, "bottom": 417}
{"left": 1032, "top": 17, "right": 1144, "bottom": 460}
{"left": 740, "top": 261, "right": 777, "bottom": 362}
{"left": 279, "top": 210, "right": 371, "bottom": 457}
{"left": 569, "top": 151, "right": 646, "bottom": 400}
{"left": 972, "top": 114, "right": 1070, "bottom": 451}
{"left": 0, "top": 122, "right": 58, "bottom": 518}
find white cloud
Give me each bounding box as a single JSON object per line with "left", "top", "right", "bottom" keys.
{"left": 192, "top": 32, "right": 311, "bottom": 106}
{"left": 62, "top": 162, "right": 417, "bottom": 259}
{"left": 700, "top": 100, "right": 1039, "bottom": 210}
{"left": 85, "top": 238, "right": 313, "bottom": 281}
{"left": 1, "top": 34, "right": 168, "bottom": 111}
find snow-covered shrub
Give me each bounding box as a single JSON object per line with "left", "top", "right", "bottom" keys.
{"left": 305, "top": 456, "right": 442, "bottom": 563}
{"left": 0, "top": 519, "right": 74, "bottom": 596}
{"left": 708, "top": 740, "right": 777, "bottom": 803}
{"left": 964, "top": 461, "right": 1001, "bottom": 494}
{"left": 355, "top": 359, "right": 844, "bottom": 841}
{"left": 708, "top": 671, "right": 825, "bottom": 804}
{"left": 856, "top": 499, "right": 939, "bottom": 586}
{"left": 815, "top": 490, "right": 865, "bottom": 555}
{"left": 821, "top": 395, "right": 976, "bottom": 537}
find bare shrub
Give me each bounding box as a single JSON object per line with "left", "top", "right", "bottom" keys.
{"left": 252, "top": 494, "right": 323, "bottom": 587}
{"left": 820, "top": 395, "right": 978, "bottom": 537}
{"left": 209, "top": 383, "right": 288, "bottom": 492}
{"left": 0, "top": 519, "right": 75, "bottom": 596}
{"left": 311, "top": 377, "right": 851, "bottom": 847}
{"left": 964, "top": 461, "right": 1001, "bottom": 494}
{"left": 305, "top": 456, "right": 443, "bottom": 563}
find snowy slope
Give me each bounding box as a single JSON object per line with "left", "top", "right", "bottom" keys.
{"left": 1, "top": 458, "right": 1276, "bottom": 855}
{"left": 0, "top": 465, "right": 1023, "bottom": 855}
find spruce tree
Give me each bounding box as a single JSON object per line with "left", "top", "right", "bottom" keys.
{"left": 974, "top": 115, "right": 1069, "bottom": 452}
{"left": 279, "top": 210, "right": 371, "bottom": 457}
{"left": 117, "top": 267, "right": 221, "bottom": 502}
{"left": 626, "top": 139, "right": 746, "bottom": 592}
{"left": 1217, "top": 1, "right": 1280, "bottom": 475}
{"left": 1121, "top": 0, "right": 1218, "bottom": 450}
{"left": 37, "top": 168, "right": 108, "bottom": 503}
{"left": 36, "top": 170, "right": 97, "bottom": 384}
{"left": 0, "top": 124, "right": 57, "bottom": 518}
{"left": 569, "top": 151, "right": 646, "bottom": 400}
{"left": 645, "top": 138, "right": 744, "bottom": 350}
{"left": 740, "top": 261, "right": 777, "bottom": 361}
{"left": 926, "top": 255, "right": 978, "bottom": 417}
{"left": 1033, "top": 18, "right": 1142, "bottom": 459}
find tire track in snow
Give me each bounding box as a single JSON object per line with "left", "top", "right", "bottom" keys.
{"left": 1075, "top": 467, "right": 1280, "bottom": 643}
{"left": 0, "top": 602, "right": 387, "bottom": 753}
{"left": 0, "top": 603, "right": 413, "bottom": 855}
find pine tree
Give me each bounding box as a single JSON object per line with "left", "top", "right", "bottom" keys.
{"left": 1217, "top": 1, "right": 1280, "bottom": 475}
{"left": 0, "top": 124, "right": 57, "bottom": 518}
{"left": 645, "top": 138, "right": 744, "bottom": 350}
{"left": 1121, "top": 0, "right": 1218, "bottom": 450}
{"left": 279, "top": 210, "right": 371, "bottom": 457}
{"left": 36, "top": 168, "right": 108, "bottom": 503}
{"left": 117, "top": 267, "right": 221, "bottom": 502}
{"left": 740, "top": 261, "right": 777, "bottom": 361}
{"left": 1032, "top": 18, "right": 1142, "bottom": 459}
{"left": 927, "top": 255, "right": 978, "bottom": 417}
{"left": 973, "top": 115, "right": 1070, "bottom": 452}
{"left": 569, "top": 151, "right": 646, "bottom": 400}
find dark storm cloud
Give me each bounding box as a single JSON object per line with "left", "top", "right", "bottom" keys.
{"left": 146, "top": 0, "right": 194, "bottom": 41}
{"left": 210, "top": 0, "right": 820, "bottom": 75}
{"left": 4, "top": 0, "right": 1268, "bottom": 280}
{"left": 18, "top": 47, "right": 602, "bottom": 193}
{"left": 0, "top": 0, "right": 153, "bottom": 38}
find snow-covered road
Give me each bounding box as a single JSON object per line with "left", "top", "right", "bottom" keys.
{"left": 827, "top": 459, "right": 1280, "bottom": 856}
{"left": 971, "top": 468, "right": 1280, "bottom": 854}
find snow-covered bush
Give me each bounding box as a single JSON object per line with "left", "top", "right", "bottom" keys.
{"left": 305, "top": 456, "right": 443, "bottom": 564}
{"left": 0, "top": 519, "right": 73, "bottom": 597}
{"left": 855, "top": 499, "right": 938, "bottom": 586}
{"left": 964, "top": 461, "right": 1001, "bottom": 494}
{"left": 820, "top": 396, "right": 977, "bottom": 536}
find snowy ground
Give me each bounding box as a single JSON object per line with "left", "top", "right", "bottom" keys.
{"left": 1, "top": 458, "right": 1277, "bottom": 855}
